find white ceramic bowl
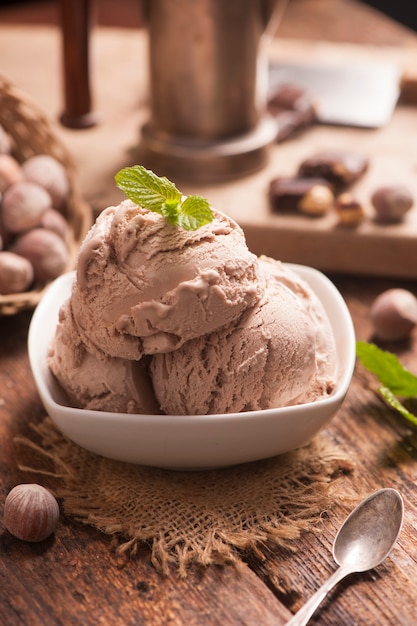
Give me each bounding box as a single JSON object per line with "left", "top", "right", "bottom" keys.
{"left": 28, "top": 265, "right": 355, "bottom": 470}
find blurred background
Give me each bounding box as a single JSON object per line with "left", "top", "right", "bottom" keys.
{"left": 0, "top": 0, "right": 416, "bottom": 35}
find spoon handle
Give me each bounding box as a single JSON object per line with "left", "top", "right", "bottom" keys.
{"left": 285, "top": 565, "right": 352, "bottom": 626}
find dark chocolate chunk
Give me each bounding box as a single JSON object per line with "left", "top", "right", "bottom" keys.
{"left": 267, "top": 83, "right": 316, "bottom": 142}
{"left": 297, "top": 150, "right": 369, "bottom": 188}
{"left": 274, "top": 110, "right": 314, "bottom": 143}
{"left": 268, "top": 83, "right": 315, "bottom": 114}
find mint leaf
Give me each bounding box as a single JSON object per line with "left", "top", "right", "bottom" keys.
{"left": 114, "top": 165, "right": 214, "bottom": 230}
{"left": 177, "top": 196, "right": 214, "bottom": 231}
{"left": 115, "top": 166, "right": 181, "bottom": 214}
{"left": 356, "top": 340, "right": 417, "bottom": 426}
{"left": 356, "top": 341, "right": 417, "bottom": 397}
{"left": 379, "top": 386, "right": 417, "bottom": 426}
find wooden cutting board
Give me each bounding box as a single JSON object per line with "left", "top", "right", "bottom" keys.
{"left": 185, "top": 116, "right": 417, "bottom": 280}
{"left": 181, "top": 40, "right": 417, "bottom": 279}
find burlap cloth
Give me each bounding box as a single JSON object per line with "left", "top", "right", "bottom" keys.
{"left": 15, "top": 417, "right": 353, "bottom": 577}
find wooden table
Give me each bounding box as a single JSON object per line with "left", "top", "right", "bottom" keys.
{"left": 1, "top": 2, "right": 417, "bottom": 624}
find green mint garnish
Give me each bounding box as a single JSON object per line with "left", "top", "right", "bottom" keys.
{"left": 379, "top": 386, "right": 417, "bottom": 425}
{"left": 356, "top": 340, "right": 417, "bottom": 426}
{"left": 356, "top": 341, "right": 417, "bottom": 396}
{"left": 115, "top": 165, "right": 214, "bottom": 230}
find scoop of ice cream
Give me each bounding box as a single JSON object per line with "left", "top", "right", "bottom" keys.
{"left": 71, "top": 201, "right": 262, "bottom": 360}
{"left": 48, "top": 299, "right": 160, "bottom": 414}
{"left": 150, "top": 257, "right": 337, "bottom": 415}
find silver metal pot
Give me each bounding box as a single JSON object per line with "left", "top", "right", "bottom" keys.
{"left": 140, "top": 0, "right": 286, "bottom": 181}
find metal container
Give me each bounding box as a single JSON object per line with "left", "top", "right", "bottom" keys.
{"left": 141, "top": 0, "right": 284, "bottom": 181}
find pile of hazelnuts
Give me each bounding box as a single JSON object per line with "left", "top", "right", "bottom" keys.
{"left": 0, "top": 124, "right": 71, "bottom": 296}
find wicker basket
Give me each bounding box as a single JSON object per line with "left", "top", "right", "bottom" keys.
{"left": 0, "top": 75, "right": 92, "bottom": 315}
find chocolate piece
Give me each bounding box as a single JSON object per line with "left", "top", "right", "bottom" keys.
{"left": 268, "top": 83, "right": 315, "bottom": 115}
{"left": 274, "top": 110, "right": 314, "bottom": 143}
{"left": 269, "top": 177, "right": 334, "bottom": 215}
{"left": 267, "top": 83, "right": 316, "bottom": 143}
{"left": 335, "top": 193, "right": 365, "bottom": 226}
{"left": 297, "top": 150, "right": 369, "bottom": 188}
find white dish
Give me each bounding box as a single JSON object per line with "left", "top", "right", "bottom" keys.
{"left": 28, "top": 265, "right": 355, "bottom": 470}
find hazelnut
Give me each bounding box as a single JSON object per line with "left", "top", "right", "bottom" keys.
{"left": 371, "top": 185, "right": 414, "bottom": 223}
{"left": 0, "top": 124, "right": 11, "bottom": 154}
{"left": 298, "top": 184, "right": 334, "bottom": 216}
{"left": 40, "top": 208, "right": 69, "bottom": 240}
{"left": 0, "top": 154, "right": 23, "bottom": 193}
{"left": 0, "top": 251, "right": 34, "bottom": 294}
{"left": 2, "top": 180, "right": 52, "bottom": 233}
{"left": 22, "top": 154, "right": 69, "bottom": 209}
{"left": 10, "top": 228, "right": 70, "bottom": 282}
{"left": 4, "top": 484, "right": 60, "bottom": 542}
{"left": 370, "top": 288, "right": 417, "bottom": 341}
{"left": 0, "top": 217, "right": 12, "bottom": 248}
{"left": 335, "top": 193, "right": 365, "bottom": 226}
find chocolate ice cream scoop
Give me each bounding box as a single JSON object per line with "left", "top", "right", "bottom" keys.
{"left": 71, "top": 201, "right": 263, "bottom": 360}
{"left": 150, "top": 257, "right": 337, "bottom": 415}
{"left": 48, "top": 299, "right": 160, "bottom": 414}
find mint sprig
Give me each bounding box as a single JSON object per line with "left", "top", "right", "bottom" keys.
{"left": 356, "top": 340, "right": 417, "bottom": 426}
{"left": 115, "top": 165, "right": 214, "bottom": 230}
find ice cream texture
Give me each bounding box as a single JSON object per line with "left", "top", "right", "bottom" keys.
{"left": 48, "top": 166, "right": 337, "bottom": 416}
{"left": 70, "top": 201, "right": 262, "bottom": 360}
{"left": 49, "top": 299, "right": 160, "bottom": 414}
{"left": 151, "top": 257, "right": 336, "bottom": 415}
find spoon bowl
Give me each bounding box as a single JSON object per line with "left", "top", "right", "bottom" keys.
{"left": 334, "top": 487, "right": 404, "bottom": 572}
{"left": 286, "top": 488, "right": 404, "bottom": 626}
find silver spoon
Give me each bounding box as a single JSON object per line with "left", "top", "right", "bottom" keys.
{"left": 285, "top": 488, "right": 404, "bottom": 626}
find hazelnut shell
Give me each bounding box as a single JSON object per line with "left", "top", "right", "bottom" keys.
{"left": 4, "top": 483, "right": 60, "bottom": 542}
{"left": 0, "top": 251, "right": 34, "bottom": 294}
{"left": 370, "top": 288, "right": 417, "bottom": 341}
{"left": 371, "top": 185, "right": 414, "bottom": 223}
{"left": 10, "top": 228, "right": 70, "bottom": 282}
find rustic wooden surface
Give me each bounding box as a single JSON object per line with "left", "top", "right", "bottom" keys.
{"left": 2, "top": 1, "right": 417, "bottom": 624}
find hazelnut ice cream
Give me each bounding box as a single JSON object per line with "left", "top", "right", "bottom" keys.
{"left": 70, "top": 200, "right": 262, "bottom": 360}
{"left": 150, "top": 256, "right": 337, "bottom": 415}
{"left": 48, "top": 166, "right": 338, "bottom": 417}
{"left": 49, "top": 299, "right": 160, "bottom": 414}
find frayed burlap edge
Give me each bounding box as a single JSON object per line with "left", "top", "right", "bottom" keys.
{"left": 15, "top": 417, "right": 354, "bottom": 577}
